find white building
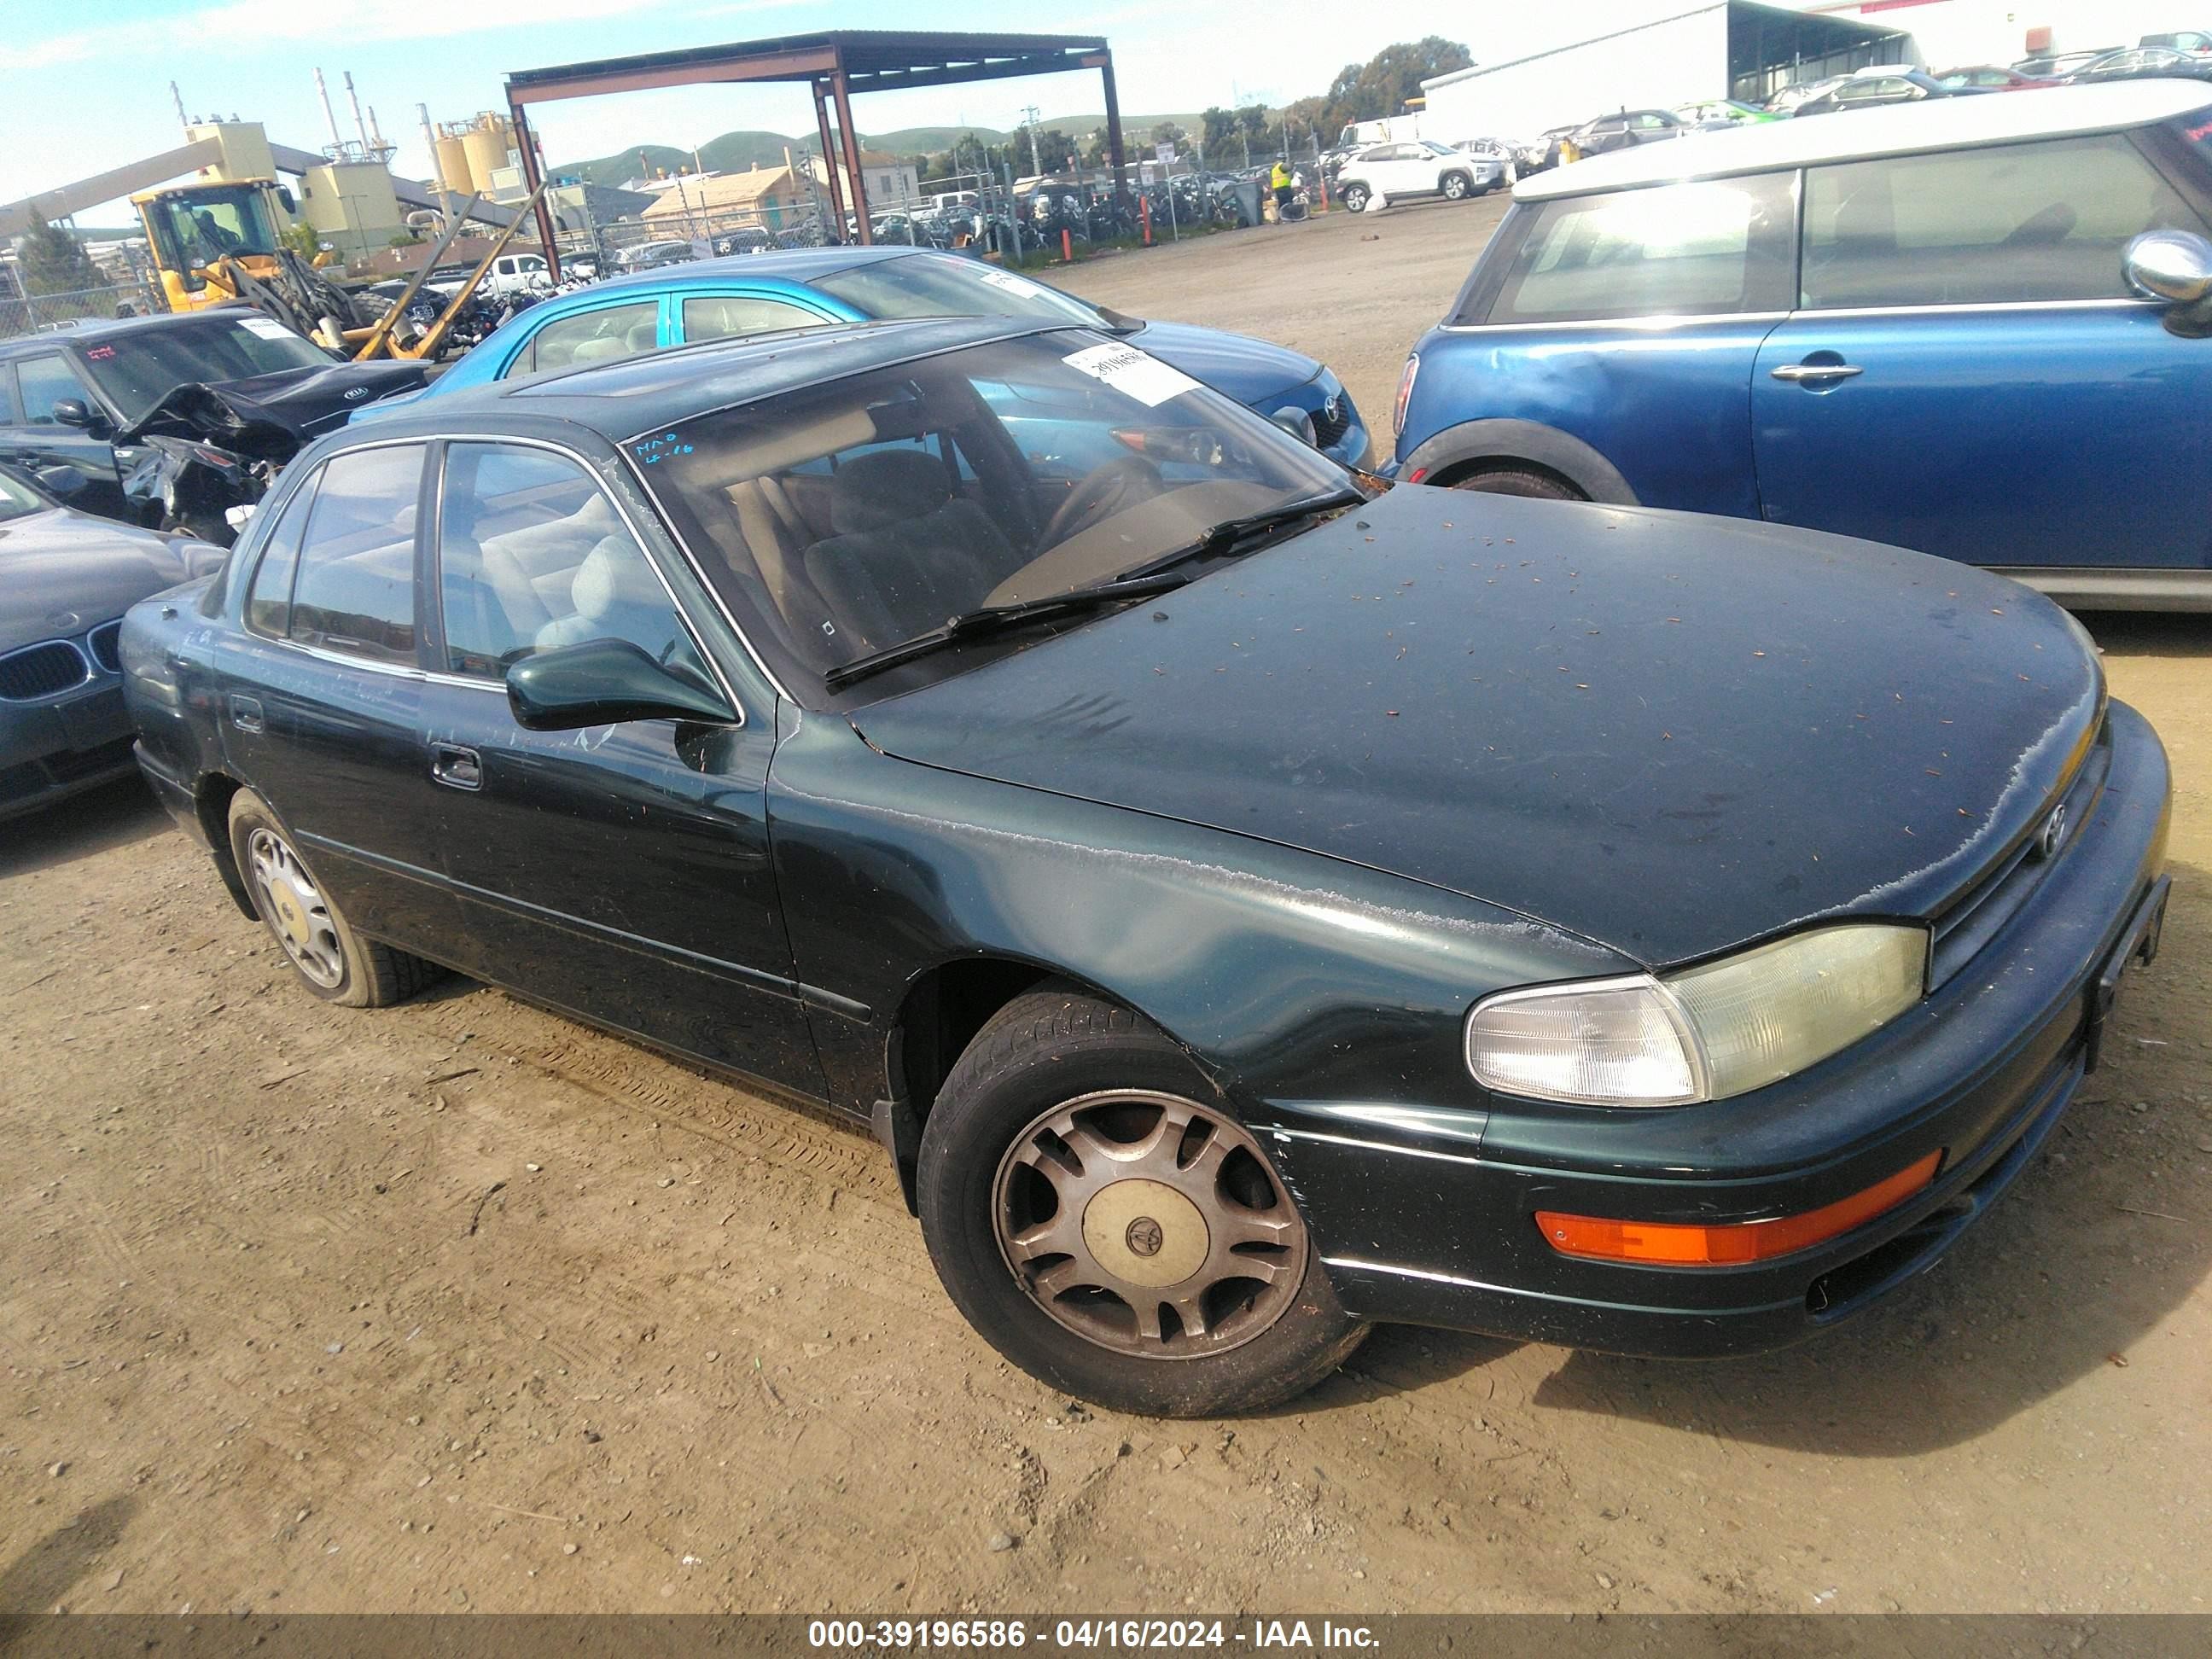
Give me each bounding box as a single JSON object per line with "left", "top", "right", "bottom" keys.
{"left": 1417, "top": 1, "right": 2211, "bottom": 141}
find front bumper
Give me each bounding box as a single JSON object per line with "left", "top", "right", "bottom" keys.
{"left": 1260, "top": 699, "right": 2173, "bottom": 1357}
{"left": 0, "top": 682, "right": 139, "bottom": 822}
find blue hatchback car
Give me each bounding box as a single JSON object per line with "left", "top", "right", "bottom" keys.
{"left": 1388, "top": 81, "right": 2212, "bottom": 609}
{"left": 360, "top": 246, "right": 1368, "bottom": 469}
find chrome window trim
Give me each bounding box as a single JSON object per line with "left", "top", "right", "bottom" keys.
{"left": 1789, "top": 296, "right": 2169, "bottom": 319}
{"left": 428, "top": 434, "right": 749, "bottom": 729}
{"left": 1438, "top": 310, "right": 1792, "bottom": 335}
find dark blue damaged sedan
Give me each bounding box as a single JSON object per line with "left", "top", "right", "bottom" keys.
{"left": 121, "top": 317, "right": 2171, "bottom": 1417}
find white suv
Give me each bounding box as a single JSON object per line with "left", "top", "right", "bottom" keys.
{"left": 1335, "top": 141, "right": 1505, "bottom": 212}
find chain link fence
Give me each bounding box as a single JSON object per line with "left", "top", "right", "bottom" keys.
{"left": 0, "top": 278, "right": 166, "bottom": 343}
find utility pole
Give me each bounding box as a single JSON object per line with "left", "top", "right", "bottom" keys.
{"left": 1022, "top": 104, "right": 1042, "bottom": 177}
{"left": 170, "top": 81, "right": 189, "bottom": 135}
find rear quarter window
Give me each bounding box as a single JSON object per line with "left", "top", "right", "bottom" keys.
{"left": 1802, "top": 133, "right": 2209, "bottom": 308}
{"left": 1477, "top": 172, "right": 1796, "bottom": 324}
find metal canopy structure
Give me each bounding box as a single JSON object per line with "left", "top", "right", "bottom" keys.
{"left": 504, "top": 30, "right": 1126, "bottom": 271}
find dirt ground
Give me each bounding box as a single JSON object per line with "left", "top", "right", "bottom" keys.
{"left": 4, "top": 197, "right": 2209, "bottom": 1619}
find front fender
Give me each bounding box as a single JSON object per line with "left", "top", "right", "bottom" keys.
{"left": 766, "top": 711, "right": 1629, "bottom": 1151}
{"left": 1399, "top": 416, "right": 1640, "bottom": 504}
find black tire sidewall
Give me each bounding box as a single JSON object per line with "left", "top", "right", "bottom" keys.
{"left": 916, "top": 997, "right": 1363, "bottom": 1417}
{"left": 227, "top": 789, "right": 361, "bottom": 1005}
{"left": 1344, "top": 185, "right": 1370, "bottom": 212}
{"left": 1443, "top": 172, "right": 1469, "bottom": 199}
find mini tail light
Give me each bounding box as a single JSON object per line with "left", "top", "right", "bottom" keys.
{"left": 1393, "top": 353, "right": 1420, "bottom": 440}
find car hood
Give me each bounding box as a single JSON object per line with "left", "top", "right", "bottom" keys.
{"left": 1127, "top": 320, "right": 1320, "bottom": 408}
{"left": 128, "top": 358, "right": 434, "bottom": 446}
{"left": 848, "top": 487, "right": 2104, "bottom": 967}
{"left": 0, "top": 508, "right": 192, "bottom": 652}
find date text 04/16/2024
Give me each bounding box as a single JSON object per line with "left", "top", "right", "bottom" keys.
{"left": 806, "top": 1621, "right": 1381, "bottom": 1650}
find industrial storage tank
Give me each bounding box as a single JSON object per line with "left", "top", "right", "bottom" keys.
{"left": 461, "top": 118, "right": 515, "bottom": 196}
{"left": 434, "top": 133, "right": 472, "bottom": 196}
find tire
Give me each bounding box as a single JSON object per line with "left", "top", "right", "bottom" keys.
{"left": 1447, "top": 463, "right": 1586, "bottom": 501}
{"left": 1441, "top": 171, "right": 1470, "bottom": 201}
{"left": 916, "top": 987, "right": 1368, "bottom": 1417}
{"left": 227, "top": 789, "right": 441, "bottom": 1009}
{"left": 1341, "top": 183, "right": 1371, "bottom": 214}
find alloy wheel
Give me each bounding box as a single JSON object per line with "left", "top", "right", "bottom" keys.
{"left": 247, "top": 826, "right": 345, "bottom": 989}
{"left": 991, "top": 1090, "right": 1307, "bottom": 1359}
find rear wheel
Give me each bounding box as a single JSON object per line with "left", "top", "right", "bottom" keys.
{"left": 228, "top": 789, "right": 440, "bottom": 1008}
{"left": 1341, "top": 183, "right": 1371, "bottom": 213}
{"left": 917, "top": 987, "right": 1367, "bottom": 1417}
{"left": 1447, "top": 463, "right": 1586, "bottom": 501}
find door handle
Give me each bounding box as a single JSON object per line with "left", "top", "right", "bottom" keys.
{"left": 430, "top": 743, "right": 483, "bottom": 791}
{"left": 228, "top": 694, "right": 263, "bottom": 734}
{"left": 1771, "top": 362, "right": 1864, "bottom": 382}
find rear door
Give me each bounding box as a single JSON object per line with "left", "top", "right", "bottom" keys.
{"left": 496, "top": 296, "right": 663, "bottom": 381}
{"left": 1752, "top": 132, "right": 2212, "bottom": 571}
{"left": 214, "top": 439, "right": 458, "bottom": 956}
{"left": 413, "top": 438, "right": 821, "bottom": 1091}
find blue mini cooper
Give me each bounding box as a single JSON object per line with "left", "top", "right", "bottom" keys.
{"left": 1387, "top": 81, "right": 2212, "bottom": 609}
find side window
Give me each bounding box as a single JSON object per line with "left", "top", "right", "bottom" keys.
{"left": 15, "top": 356, "right": 92, "bottom": 424}
{"left": 0, "top": 367, "right": 19, "bottom": 424}
{"left": 524, "top": 301, "right": 659, "bottom": 375}
{"left": 245, "top": 473, "right": 320, "bottom": 637}
{"left": 287, "top": 445, "right": 423, "bottom": 666}
{"left": 434, "top": 442, "right": 711, "bottom": 688}
{"left": 681, "top": 294, "right": 824, "bottom": 345}
{"left": 1802, "top": 136, "right": 2209, "bottom": 309}
{"left": 1487, "top": 172, "right": 1796, "bottom": 323}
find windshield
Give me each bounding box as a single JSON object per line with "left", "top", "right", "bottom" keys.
{"left": 811, "top": 253, "right": 1100, "bottom": 326}
{"left": 632, "top": 330, "right": 1344, "bottom": 699}
{"left": 142, "top": 185, "right": 280, "bottom": 281}
{"left": 0, "top": 468, "right": 45, "bottom": 523}
{"left": 2173, "top": 108, "right": 2212, "bottom": 167}
{"left": 76, "top": 317, "right": 330, "bottom": 423}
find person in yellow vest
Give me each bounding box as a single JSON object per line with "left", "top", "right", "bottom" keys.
{"left": 1271, "top": 158, "right": 1296, "bottom": 223}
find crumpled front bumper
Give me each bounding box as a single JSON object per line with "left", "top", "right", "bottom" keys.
{"left": 1256, "top": 699, "right": 2174, "bottom": 1358}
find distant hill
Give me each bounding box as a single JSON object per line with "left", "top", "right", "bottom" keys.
{"left": 552, "top": 111, "right": 1219, "bottom": 183}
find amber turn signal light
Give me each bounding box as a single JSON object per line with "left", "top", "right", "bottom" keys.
{"left": 1536, "top": 1150, "right": 1944, "bottom": 1266}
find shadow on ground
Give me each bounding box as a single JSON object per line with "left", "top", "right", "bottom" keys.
{"left": 0, "top": 777, "right": 167, "bottom": 880}
{"left": 0, "top": 1493, "right": 137, "bottom": 1619}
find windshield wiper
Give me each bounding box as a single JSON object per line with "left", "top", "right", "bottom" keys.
{"left": 1110, "top": 486, "right": 1366, "bottom": 585}
{"left": 823, "top": 569, "right": 1192, "bottom": 693}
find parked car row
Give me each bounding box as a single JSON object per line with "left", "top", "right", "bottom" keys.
{"left": 18, "top": 77, "right": 2190, "bottom": 1423}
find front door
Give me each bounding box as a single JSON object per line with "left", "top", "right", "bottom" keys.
{"left": 1753, "top": 132, "right": 2212, "bottom": 571}
{"left": 416, "top": 438, "right": 821, "bottom": 1092}
{"left": 0, "top": 353, "right": 128, "bottom": 518}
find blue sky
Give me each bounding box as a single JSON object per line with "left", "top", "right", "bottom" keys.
{"left": 0, "top": 0, "right": 1541, "bottom": 218}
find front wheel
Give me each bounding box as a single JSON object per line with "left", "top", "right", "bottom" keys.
{"left": 1341, "top": 183, "right": 1371, "bottom": 213}
{"left": 917, "top": 987, "right": 1367, "bottom": 1417}
{"left": 1441, "top": 172, "right": 1470, "bottom": 201}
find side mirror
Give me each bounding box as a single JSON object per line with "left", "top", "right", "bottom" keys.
{"left": 2123, "top": 230, "right": 2212, "bottom": 305}
{"left": 52, "top": 398, "right": 111, "bottom": 439}
{"left": 277, "top": 186, "right": 298, "bottom": 215}
{"left": 505, "top": 637, "right": 735, "bottom": 731}
{"left": 33, "top": 464, "right": 87, "bottom": 498}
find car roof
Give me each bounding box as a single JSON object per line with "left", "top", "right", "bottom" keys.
{"left": 359, "top": 315, "right": 1063, "bottom": 445}
{"left": 591, "top": 243, "right": 924, "bottom": 294}
{"left": 0, "top": 306, "right": 260, "bottom": 357}
{"left": 1519, "top": 79, "right": 2212, "bottom": 200}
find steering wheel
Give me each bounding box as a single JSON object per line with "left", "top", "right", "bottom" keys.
{"left": 1039, "top": 454, "right": 1164, "bottom": 550}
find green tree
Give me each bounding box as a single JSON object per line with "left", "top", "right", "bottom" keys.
{"left": 1200, "top": 106, "right": 1237, "bottom": 153}
{"left": 1033, "top": 127, "right": 1080, "bottom": 172}
{"left": 16, "top": 216, "right": 102, "bottom": 296}
{"left": 1324, "top": 37, "right": 1473, "bottom": 131}
{"left": 1150, "top": 120, "right": 1188, "bottom": 149}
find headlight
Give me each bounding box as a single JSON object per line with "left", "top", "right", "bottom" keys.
{"left": 1464, "top": 923, "right": 1929, "bottom": 1106}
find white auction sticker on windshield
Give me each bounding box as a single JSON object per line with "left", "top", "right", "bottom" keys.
{"left": 1062, "top": 342, "right": 1200, "bottom": 407}
{"left": 239, "top": 316, "right": 297, "bottom": 341}
{"left": 980, "top": 268, "right": 1045, "bottom": 296}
